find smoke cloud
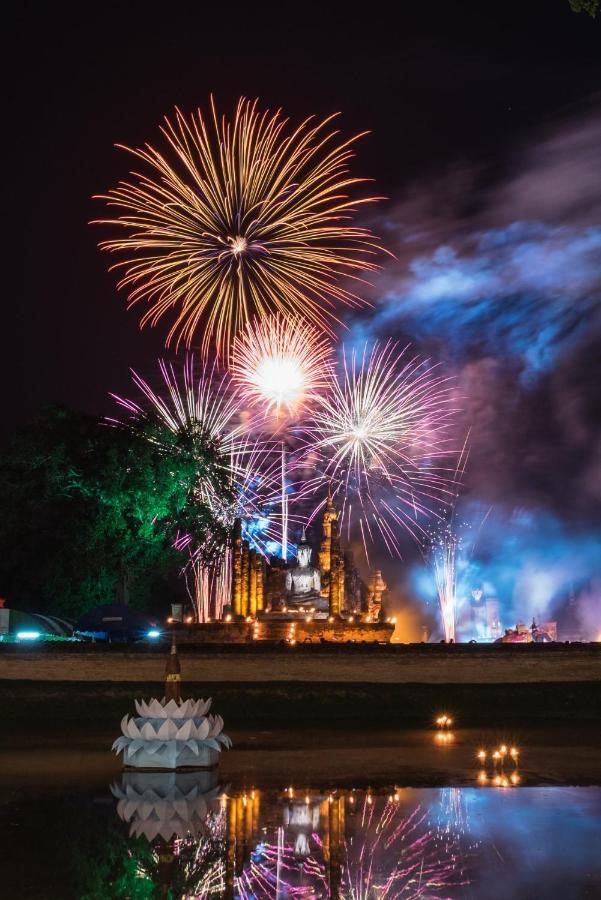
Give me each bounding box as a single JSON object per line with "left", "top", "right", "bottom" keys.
{"left": 348, "top": 106, "right": 601, "bottom": 635}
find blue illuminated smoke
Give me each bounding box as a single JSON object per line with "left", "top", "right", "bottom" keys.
{"left": 354, "top": 221, "right": 601, "bottom": 379}
{"left": 410, "top": 505, "right": 601, "bottom": 639}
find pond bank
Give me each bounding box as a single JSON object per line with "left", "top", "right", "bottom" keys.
{"left": 2, "top": 679, "right": 600, "bottom": 730}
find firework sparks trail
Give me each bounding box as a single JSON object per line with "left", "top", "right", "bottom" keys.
{"left": 232, "top": 312, "right": 333, "bottom": 558}
{"left": 426, "top": 438, "right": 470, "bottom": 642}
{"left": 295, "top": 341, "right": 457, "bottom": 559}
{"left": 231, "top": 313, "right": 334, "bottom": 419}
{"left": 431, "top": 525, "right": 460, "bottom": 643}
{"left": 109, "top": 356, "right": 280, "bottom": 619}
{"left": 235, "top": 838, "right": 327, "bottom": 898}
{"left": 93, "top": 97, "right": 384, "bottom": 356}
{"left": 342, "top": 794, "right": 469, "bottom": 899}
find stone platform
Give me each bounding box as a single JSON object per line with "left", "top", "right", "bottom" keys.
{"left": 170, "top": 618, "right": 395, "bottom": 644}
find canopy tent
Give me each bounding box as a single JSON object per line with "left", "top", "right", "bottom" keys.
{"left": 75, "top": 604, "right": 159, "bottom": 642}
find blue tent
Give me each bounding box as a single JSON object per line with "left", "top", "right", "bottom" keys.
{"left": 75, "top": 604, "right": 160, "bottom": 642}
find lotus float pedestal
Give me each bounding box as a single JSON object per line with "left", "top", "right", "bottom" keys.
{"left": 112, "top": 697, "right": 232, "bottom": 771}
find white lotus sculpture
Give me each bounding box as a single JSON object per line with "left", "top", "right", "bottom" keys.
{"left": 111, "top": 770, "right": 226, "bottom": 841}
{"left": 112, "top": 697, "right": 232, "bottom": 770}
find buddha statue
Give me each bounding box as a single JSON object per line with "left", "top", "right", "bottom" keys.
{"left": 285, "top": 529, "right": 325, "bottom": 611}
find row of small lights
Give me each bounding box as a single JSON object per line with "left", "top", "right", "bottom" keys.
{"left": 477, "top": 745, "right": 522, "bottom": 787}
{"left": 284, "top": 787, "right": 403, "bottom": 805}
{"left": 478, "top": 771, "right": 521, "bottom": 787}
{"left": 164, "top": 612, "right": 395, "bottom": 626}
{"left": 477, "top": 745, "right": 520, "bottom": 766}
{"left": 435, "top": 715, "right": 523, "bottom": 786}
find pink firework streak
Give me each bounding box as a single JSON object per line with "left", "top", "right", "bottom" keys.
{"left": 341, "top": 794, "right": 469, "bottom": 899}
{"left": 296, "top": 341, "right": 458, "bottom": 561}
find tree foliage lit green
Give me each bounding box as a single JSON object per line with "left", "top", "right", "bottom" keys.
{"left": 569, "top": 0, "right": 599, "bottom": 16}
{"left": 0, "top": 406, "right": 226, "bottom": 617}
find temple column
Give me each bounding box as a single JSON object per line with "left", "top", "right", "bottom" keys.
{"left": 256, "top": 556, "right": 265, "bottom": 612}
{"left": 248, "top": 549, "right": 257, "bottom": 617}
{"left": 328, "top": 796, "right": 344, "bottom": 898}
{"left": 232, "top": 519, "right": 243, "bottom": 618}
{"left": 319, "top": 493, "right": 337, "bottom": 598}
{"left": 224, "top": 797, "right": 236, "bottom": 899}
{"left": 329, "top": 520, "right": 342, "bottom": 617}
{"left": 240, "top": 540, "right": 250, "bottom": 618}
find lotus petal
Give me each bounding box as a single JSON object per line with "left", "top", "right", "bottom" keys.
{"left": 142, "top": 820, "right": 161, "bottom": 841}
{"left": 193, "top": 797, "right": 209, "bottom": 817}
{"left": 163, "top": 699, "right": 180, "bottom": 718}
{"left": 123, "top": 799, "right": 141, "bottom": 820}
{"left": 209, "top": 715, "right": 223, "bottom": 737}
{"left": 150, "top": 698, "right": 164, "bottom": 716}
{"left": 154, "top": 800, "right": 170, "bottom": 820}
{"left": 175, "top": 720, "right": 194, "bottom": 741}
{"left": 140, "top": 721, "right": 157, "bottom": 740}
{"left": 193, "top": 719, "right": 211, "bottom": 740}
{"left": 157, "top": 719, "right": 176, "bottom": 740}
{"left": 126, "top": 719, "right": 142, "bottom": 739}
{"left": 171, "top": 798, "right": 189, "bottom": 819}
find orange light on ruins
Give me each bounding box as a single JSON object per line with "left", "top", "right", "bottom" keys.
{"left": 477, "top": 749, "right": 487, "bottom": 763}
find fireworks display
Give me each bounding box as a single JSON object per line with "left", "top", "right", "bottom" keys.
{"left": 109, "top": 355, "right": 281, "bottom": 618}
{"left": 341, "top": 793, "right": 469, "bottom": 898}
{"left": 430, "top": 521, "right": 460, "bottom": 643}
{"left": 94, "top": 96, "right": 383, "bottom": 356}
{"left": 231, "top": 313, "right": 333, "bottom": 419}
{"left": 110, "top": 355, "right": 282, "bottom": 528}
{"left": 231, "top": 313, "right": 333, "bottom": 559}
{"left": 298, "top": 341, "right": 456, "bottom": 558}
{"left": 91, "top": 95, "right": 468, "bottom": 623}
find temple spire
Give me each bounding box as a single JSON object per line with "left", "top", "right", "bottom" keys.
{"left": 164, "top": 632, "right": 182, "bottom": 703}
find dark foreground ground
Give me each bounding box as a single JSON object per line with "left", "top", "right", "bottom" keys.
{"left": 2, "top": 678, "right": 600, "bottom": 733}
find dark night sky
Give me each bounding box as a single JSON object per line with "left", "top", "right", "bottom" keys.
{"left": 3, "top": 2, "right": 599, "bottom": 429}
{"left": 3, "top": 3, "right": 601, "bottom": 621}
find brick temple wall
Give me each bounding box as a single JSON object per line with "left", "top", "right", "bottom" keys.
{"left": 171, "top": 620, "right": 395, "bottom": 644}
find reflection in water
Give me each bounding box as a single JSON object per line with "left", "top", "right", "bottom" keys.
{"left": 107, "top": 774, "right": 470, "bottom": 897}
{"left": 4, "top": 773, "right": 600, "bottom": 898}
{"left": 111, "top": 771, "right": 228, "bottom": 896}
